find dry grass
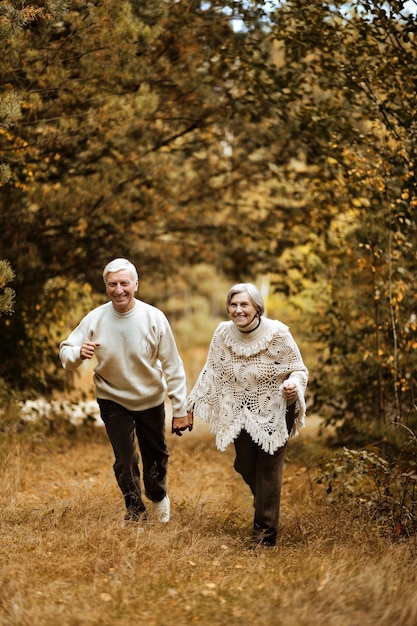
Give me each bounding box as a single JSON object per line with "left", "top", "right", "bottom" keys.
{"left": 1, "top": 419, "right": 417, "bottom": 626}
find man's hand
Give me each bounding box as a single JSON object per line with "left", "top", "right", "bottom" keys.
{"left": 172, "top": 412, "right": 194, "bottom": 437}
{"left": 80, "top": 341, "right": 101, "bottom": 360}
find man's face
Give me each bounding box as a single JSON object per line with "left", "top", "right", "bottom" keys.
{"left": 105, "top": 270, "right": 138, "bottom": 313}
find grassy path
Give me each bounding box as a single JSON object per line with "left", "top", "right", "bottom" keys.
{"left": 1, "top": 419, "right": 416, "bottom": 625}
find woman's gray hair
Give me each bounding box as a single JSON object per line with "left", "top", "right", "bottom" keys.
{"left": 226, "top": 283, "right": 265, "bottom": 316}
{"left": 103, "top": 258, "right": 138, "bottom": 283}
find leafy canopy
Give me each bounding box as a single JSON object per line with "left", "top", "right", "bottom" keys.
{"left": 0, "top": 0, "right": 416, "bottom": 447}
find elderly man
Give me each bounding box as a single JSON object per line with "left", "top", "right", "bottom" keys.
{"left": 59, "top": 258, "right": 192, "bottom": 523}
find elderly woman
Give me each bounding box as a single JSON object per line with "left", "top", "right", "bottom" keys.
{"left": 187, "top": 283, "right": 308, "bottom": 547}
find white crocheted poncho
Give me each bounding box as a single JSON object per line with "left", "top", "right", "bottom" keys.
{"left": 186, "top": 318, "right": 308, "bottom": 454}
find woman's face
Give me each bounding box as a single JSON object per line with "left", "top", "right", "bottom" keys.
{"left": 228, "top": 290, "right": 258, "bottom": 329}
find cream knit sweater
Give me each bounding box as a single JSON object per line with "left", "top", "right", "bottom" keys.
{"left": 186, "top": 317, "right": 308, "bottom": 454}
{"left": 59, "top": 300, "right": 187, "bottom": 416}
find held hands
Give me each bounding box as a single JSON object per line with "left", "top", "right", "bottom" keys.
{"left": 80, "top": 341, "right": 100, "bottom": 360}
{"left": 172, "top": 412, "right": 194, "bottom": 437}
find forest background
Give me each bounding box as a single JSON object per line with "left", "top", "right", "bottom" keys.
{"left": 1, "top": 1, "right": 417, "bottom": 622}
{"left": 1, "top": 0, "right": 416, "bottom": 439}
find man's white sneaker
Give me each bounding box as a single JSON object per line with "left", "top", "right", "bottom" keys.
{"left": 153, "top": 495, "right": 170, "bottom": 523}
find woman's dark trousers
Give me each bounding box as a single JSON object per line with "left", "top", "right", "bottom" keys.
{"left": 233, "top": 405, "right": 296, "bottom": 546}
{"left": 98, "top": 399, "right": 168, "bottom": 517}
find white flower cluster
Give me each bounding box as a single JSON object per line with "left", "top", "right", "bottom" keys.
{"left": 19, "top": 398, "right": 102, "bottom": 426}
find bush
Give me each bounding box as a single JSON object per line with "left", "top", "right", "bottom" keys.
{"left": 314, "top": 440, "right": 417, "bottom": 541}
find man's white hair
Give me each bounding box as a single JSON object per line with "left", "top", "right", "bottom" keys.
{"left": 102, "top": 258, "right": 138, "bottom": 283}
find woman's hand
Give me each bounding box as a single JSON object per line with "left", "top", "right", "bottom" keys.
{"left": 283, "top": 381, "right": 297, "bottom": 404}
